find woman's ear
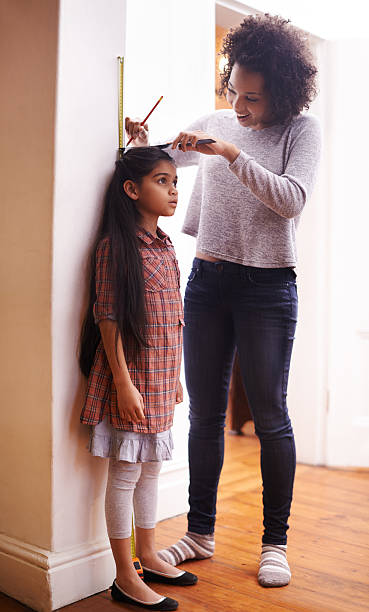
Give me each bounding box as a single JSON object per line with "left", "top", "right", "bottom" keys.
{"left": 123, "top": 179, "right": 139, "bottom": 200}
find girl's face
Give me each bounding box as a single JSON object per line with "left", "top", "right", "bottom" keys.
{"left": 226, "top": 63, "right": 273, "bottom": 130}
{"left": 124, "top": 160, "right": 178, "bottom": 221}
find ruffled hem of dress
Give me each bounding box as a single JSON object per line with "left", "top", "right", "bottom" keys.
{"left": 88, "top": 431, "right": 174, "bottom": 463}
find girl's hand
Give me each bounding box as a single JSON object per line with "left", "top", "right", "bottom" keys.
{"left": 125, "top": 116, "right": 149, "bottom": 146}
{"left": 116, "top": 381, "right": 145, "bottom": 423}
{"left": 171, "top": 130, "right": 240, "bottom": 162}
{"left": 176, "top": 380, "right": 183, "bottom": 404}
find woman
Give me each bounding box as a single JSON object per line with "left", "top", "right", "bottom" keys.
{"left": 126, "top": 13, "right": 321, "bottom": 588}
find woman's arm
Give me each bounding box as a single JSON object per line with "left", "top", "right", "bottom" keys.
{"left": 99, "top": 319, "right": 145, "bottom": 424}
{"left": 226, "top": 118, "right": 322, "bottom": 219}
{"left": 173, "top": 116, "right": 322, "bottom": 220}
{"left": 125, "top": 115, "right": 210, "bottom": 168}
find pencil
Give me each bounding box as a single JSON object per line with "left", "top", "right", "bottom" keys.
{"left": 126, "top": 95, "right": 164, "bottom": 146}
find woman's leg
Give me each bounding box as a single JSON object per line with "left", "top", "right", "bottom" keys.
{"left": 233, "top": 268, "right": 298, "bottom": 585}
{"left": 186, "top": 264, "right": 236, "bottom": 535}
{"left": 159, "top": 260, "right": 235, "bottom": 565}
{"left": 105, "top": 459, "right": 167, "bottom": 602}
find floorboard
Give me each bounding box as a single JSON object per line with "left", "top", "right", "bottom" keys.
{"left": 1, "top": 423, "right": 368, "bottom": 611}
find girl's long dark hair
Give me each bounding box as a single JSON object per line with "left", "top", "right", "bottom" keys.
{"left": 79, "top": 147, "right": 175, "bottom": 378}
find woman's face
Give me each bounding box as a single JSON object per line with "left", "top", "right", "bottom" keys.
{"left": 226, "top": 63, "right": 273, "bottom": 130}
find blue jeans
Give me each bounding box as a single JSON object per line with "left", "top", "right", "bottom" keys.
{"left": 184, "top": 258, "right": 298, "bottom": 544}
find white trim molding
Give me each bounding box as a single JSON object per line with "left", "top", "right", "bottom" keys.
{"left": 0, "top": 534, "right": 115, "bottom": 611}
{"left": 157, "top": 460, "right": 189, "bottom": 522}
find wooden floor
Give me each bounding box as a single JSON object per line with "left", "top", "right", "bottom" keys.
{"left": 1, "top": 423, "right": 369, "bottom": 611}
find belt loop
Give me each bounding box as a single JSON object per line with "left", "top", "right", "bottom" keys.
{"left": 198, "top": 259, "right": 203, "bottom": 278}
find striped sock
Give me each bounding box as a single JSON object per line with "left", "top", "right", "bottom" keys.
{"left": 258, "top": 544, "right": 291, "bottom": 587}
{"left": 157, "top": 531, "right": 215, "bottom": 566}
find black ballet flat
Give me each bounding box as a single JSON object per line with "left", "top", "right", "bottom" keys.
{"left": 143, "top": 567, "right": 198, "bottom": 586}
{"left": 111, "top": 580, "right": 178, "bottom": 610}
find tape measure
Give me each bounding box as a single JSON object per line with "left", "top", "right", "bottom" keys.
{"left": 131, "top": 515, "right": 144, "bottom": 579}
{"left": 117, "top": 56, "right": 125, "bottom": 159}
{"left": 117, "top": 57, "right": 143, "bottom": 578}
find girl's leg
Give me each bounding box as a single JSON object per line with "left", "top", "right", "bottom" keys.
{"left": 105, "top": 459, "right": 167, "bottom": 602}
{"left": 159, "top": 261, "right": 235, "bottom": 565}
{"left": 134, "top": 461, "right": 181, "bottom": 576}
{"left": 233, "top": 268, "right": 298, "bottom": 585}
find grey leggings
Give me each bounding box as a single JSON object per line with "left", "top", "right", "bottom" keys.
{"left": 105, "top": 459, "right": 162, "bottom": 539}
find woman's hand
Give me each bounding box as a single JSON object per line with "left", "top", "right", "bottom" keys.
{"left": 116, "top": 380, "right": 145, "bottom": 423}
{"left": 176, "top": 379, "right": 183, "bottom": 404}
{"left": 171, "top": 130, "right": 240, "bottom": 163}
{"left": 125, "top": 116, "right": 149, "bottom": 147}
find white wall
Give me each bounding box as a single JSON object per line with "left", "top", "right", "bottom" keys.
{"left": 50, "top": 0, "right": 126, "bottom": 607}
{"left": 286, "top": 35, "right": 330, "bottom": 465}
{"left": 52, "top": 0, "right": 125, "bottom": 552}
{"left": 325, "top": 39, "right": 369, "bottom": 466}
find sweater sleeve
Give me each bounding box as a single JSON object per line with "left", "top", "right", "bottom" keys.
{"left": 228, "top": 115, "right": 322, "bottom": 219}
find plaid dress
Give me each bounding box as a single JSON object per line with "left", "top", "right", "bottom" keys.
{"left": 80, "top": 227, "right": 184, "bottom": 433}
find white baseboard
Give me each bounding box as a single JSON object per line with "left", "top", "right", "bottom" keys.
{"left": 0, "top": 535, "right": 115, "bottom": 611}
{"left": 0, "top": 463, "right": 188, "bottom": 611}
{"left": 157, "top": 459, "right": 189, "bottom": 522}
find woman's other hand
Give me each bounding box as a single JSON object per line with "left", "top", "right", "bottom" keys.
{"left": 125, "top": 116, "right": 149, "bottom": 146}
{"left": 116, "top": 381, "right": 145, "bottom": 423}
{"left": 171, "top": 130, "right": 240, "bottom": 163}
{"left": 176, "top": 379, "right": 183, "bottom": 404}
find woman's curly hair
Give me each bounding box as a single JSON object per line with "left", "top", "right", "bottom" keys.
{"left": 218, "top": 14, "right": 318, "bottom": 123}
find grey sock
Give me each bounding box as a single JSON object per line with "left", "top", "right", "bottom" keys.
{"left": 258, "top": 544, "right": 291, "bottom": 587}
{"left": 158, "top": 531, "right": 215, "bottom": 566}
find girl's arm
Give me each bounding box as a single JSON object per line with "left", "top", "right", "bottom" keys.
{"left": 176, "top": 379, "right": 183, "bottom": 404}
{"left": 99, "top": 319, "right": 145, "bottom": 424}
{"left": 93, "top": 238, "right": 144, "bottom": 424}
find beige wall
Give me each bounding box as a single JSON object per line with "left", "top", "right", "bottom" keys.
{"left": 215, "top": 24, "right": 231, "bottom": 111}
{"left": 0, "top": 0, "right": 59, "bottom": 548}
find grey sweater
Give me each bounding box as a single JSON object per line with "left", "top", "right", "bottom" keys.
{"left": 167, "top": 110, "right": 321, "bottom": 268}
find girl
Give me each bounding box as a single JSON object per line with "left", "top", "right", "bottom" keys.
{"left": 79, "top": 147, "right": 197, "bottom": 611}
{"left": 126, "top": 14, "right": 321, "bottom": 588}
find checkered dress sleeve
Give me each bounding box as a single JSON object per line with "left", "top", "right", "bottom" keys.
{"left": 93, "top": 238, "right": 116, "bottom": 324}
